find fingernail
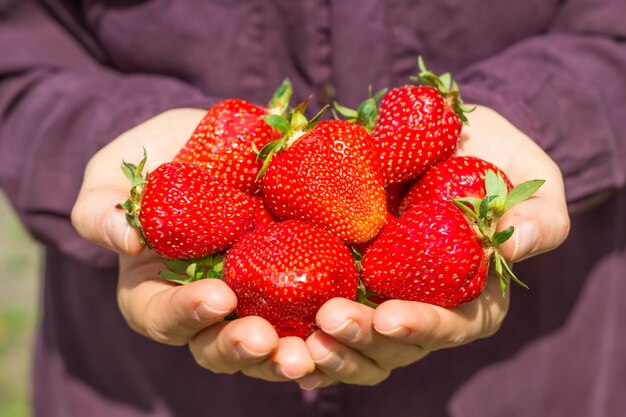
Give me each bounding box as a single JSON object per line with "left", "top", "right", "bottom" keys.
{"left": 322, "top": 319, "right": 361, "bottom": 341}
{"left": 374, "top": 325, "right": 412, "bottom": 338}
{"left": 195, "top": 302, "right": 230, "bottom": 320}
{"left": 234, "top": 342, "right": 269, "bottom": 362}
{"left": 298, "top": 375, "right": 322, "bottom": 391}
{"left": 314, "top": 351, "right": 343, "bottom": 370}
{"left": 512, "top": 221, "right": 539, "bottom": 261}
{"left": 273, "top": 364, "right": 307, "bottom": 380}
{"left": 105, "top": 213, "right": 131, "bottom": 253}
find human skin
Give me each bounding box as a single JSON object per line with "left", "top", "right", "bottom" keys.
{"left": 71, "top": 105, "right": 570, "bottom": 387}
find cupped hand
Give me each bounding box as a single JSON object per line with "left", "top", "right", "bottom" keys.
{"left": 454, "top": 105, "right": 570, "bottom": 262}
{"left": 298, "top": 104, "right": 570, "bottom": 389}
{"left": 300, "top": 269, "right": 508, "bottom": 389}
{"left": 117, "top": 250, "right": 314, "bottom": 381}
{"left": 71, "top": 108, "right": 315, "bottom": 382}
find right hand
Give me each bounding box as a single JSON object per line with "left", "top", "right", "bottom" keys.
{"left": 71, "top": 108, "right": 315, "bottom": 382}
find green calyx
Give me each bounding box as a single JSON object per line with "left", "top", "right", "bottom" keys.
{"left": 355, "top": 279, "right": 381, "bottom": 309}
{"left": 120, "top": 149, "right": 226, "bottom": 286}
{"left": 255, "top": 98, "right": 329, "bottom": 179}
{"left": 350, "top": 246, "right": 382, "bottom": 309}
{"left": 120, "top": 148, "right": 149, "bottom": 247}
{"left": 163, "top": 256, "right": 236, "bottom": 322}
{"left": 333, "top": 86, "right": 387, "bottom": 133}
{"left": 159, "top": 253, "right": 226, "bottom": 284}
{"left": 410, "top": 56, "right": 474, "bottom": 125}
{"left": 452, "top": 170, "right": 545, "bottom": 296}
{"left": 267, "top": 78, "right": 293, "bottom": 116}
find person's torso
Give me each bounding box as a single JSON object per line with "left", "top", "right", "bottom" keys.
{"left": 44, "top": 0, "right": 561, "bottom": 107}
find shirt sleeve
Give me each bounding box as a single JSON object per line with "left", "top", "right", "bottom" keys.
{"left": 457, "top": 0, "right": 626, "bottom": 205}
{"left": 0, "top": 1, "right": 215, "bottom": 267}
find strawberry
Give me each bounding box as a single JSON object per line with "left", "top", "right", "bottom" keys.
{"left": 352, "top": 213, "right": 400, "bottom": 262}
{"left": 361, "top": 200, "right": 488, "bottom": 306}
{"left": 174, "top": 80, "right": 292, "bottom": 195}
{"left": 385, "top": 182, "right": 410, "bottom": 216}
{"left": 121, "top": 152, "right": 255, "bottom": 260}
{"left": 222, "top": 220, "right": 359, "bottom": 338}
{"left": 260, "top": 106, "right": 387, "bottom": 244}
{"left": 251, "top": 195, "right": 278, "bottom": 230}
{"left": 370, "top": 57, "right": 470, "bottom": 184}
{"left": 361, "top": 171, "right": 544, "bottom": 307}
{"left": 398, "top": 156, "right": 513, "bottom": 215}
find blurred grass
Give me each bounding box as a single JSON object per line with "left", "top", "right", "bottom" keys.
{"left": 0, "top": 191, "right": 42, "bottom": 417}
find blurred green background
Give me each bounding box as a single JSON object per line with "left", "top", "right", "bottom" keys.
{"left": 0, "top": 191, "right": 41, "bottom": 417}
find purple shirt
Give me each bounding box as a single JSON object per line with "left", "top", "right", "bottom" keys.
{"left": 1, "top": 0, "right": 626, "bottom": 416}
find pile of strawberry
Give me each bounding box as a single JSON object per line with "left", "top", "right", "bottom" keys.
{"left": 121, "top": 58, "right": 543, "bottom": 339}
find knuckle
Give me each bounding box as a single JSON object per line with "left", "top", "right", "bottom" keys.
{"left": 445, "top": 331, "right": 469, "bottom": 347}
{"left": 557, "top": 211, "right": 571, "bottom": 243}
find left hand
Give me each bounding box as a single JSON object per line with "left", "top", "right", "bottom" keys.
{"left": 297, "top": 105, "right": 570, "bottom": 389}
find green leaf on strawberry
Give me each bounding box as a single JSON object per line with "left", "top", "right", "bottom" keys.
{"left": 267, "top": 78, "right": 293, "bottom": 116}
{"left": 333, "top": 86, "right": 387, "bottom": 133}
{"left": 411, "top": 56, "right": 474, "bottom": 125}
{"left": 452, "top": 170, "right": 545, "bottom": 296}
{"left": 255, "top": 97, "right": 333, "bottom": 180}
{"left": 120, "top": 148, "right": 149, "bottom": 246}
{"left": 160, "top": 253, "right": 226, "bottom": 285}
{"left": 504, "top": 179, "right": 546, "bottom": 211}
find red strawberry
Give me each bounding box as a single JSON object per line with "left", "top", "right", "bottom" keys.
{"left": 121, "top": 153, "right": 255, "bottom": 260}
{"left": 260, "top": 110, "right": 387, "bottom": 244}
{"left": 251, "top": 195, "right": 278, "bottom": 230}
{"left": 222, "top": 220, "right": 359, "bottom": 338}
{"left": 370, "top": 58, "right": 470, "bottom": 184}
{"left": 385, "top": 182, "right": 410, "bottom": 216}
{"left": 352, "top": 213, "right": 400, "bottom": 258}
{"left": 361, "top": 172, "right": 544, "bottom": 307}
{"left": 398, "top": 156, "right": 513, "bottom": 215}
{"left": 362, "top": 200, "right": 489, "bottom": 306}
{"left": 174, "top": 80, "right": 292, "bottom": 195}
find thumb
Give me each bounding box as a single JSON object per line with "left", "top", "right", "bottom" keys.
{"left": 496, "top": 195, "right": 570, "bottom": 262}
{"left": 118, "top": 253, "right": 238, "bottom": 346}
{"left": 71, "top": 186, "right": 144, "bottom": 255}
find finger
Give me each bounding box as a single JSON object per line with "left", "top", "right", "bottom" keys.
{"left": 315, "top": 298, "right": 425, "bottom": 370}
{"left": 497, "top": 193, "right": 570, "bottom": 262}
{"left": 118, "top": 253, "right": 237, "bottom": 345}
{"left": 242, "top": 336, "right": 316, "bottom": 381}
{"left": 297, "top": 370, "right": 337, "bottom": 391}
{"left": 72, "top": 187, "right": 144, "bottom": 255}
{"left": 305, "top": 330, "right": 391, "bottom": 386}
{"left": 372, "top": 272, "right": 509, "bottom": 351}
{"left": 71, "top": 109, "right": 207, "bottom": 254}
{"left": 456, "top": 107, "right": 570, "bottom": 262}
{"left": 189, "top": 316, "right": 279, "bottom": 375}
{"left": 495, "top": 147, "right": 570, "bottom": 262}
